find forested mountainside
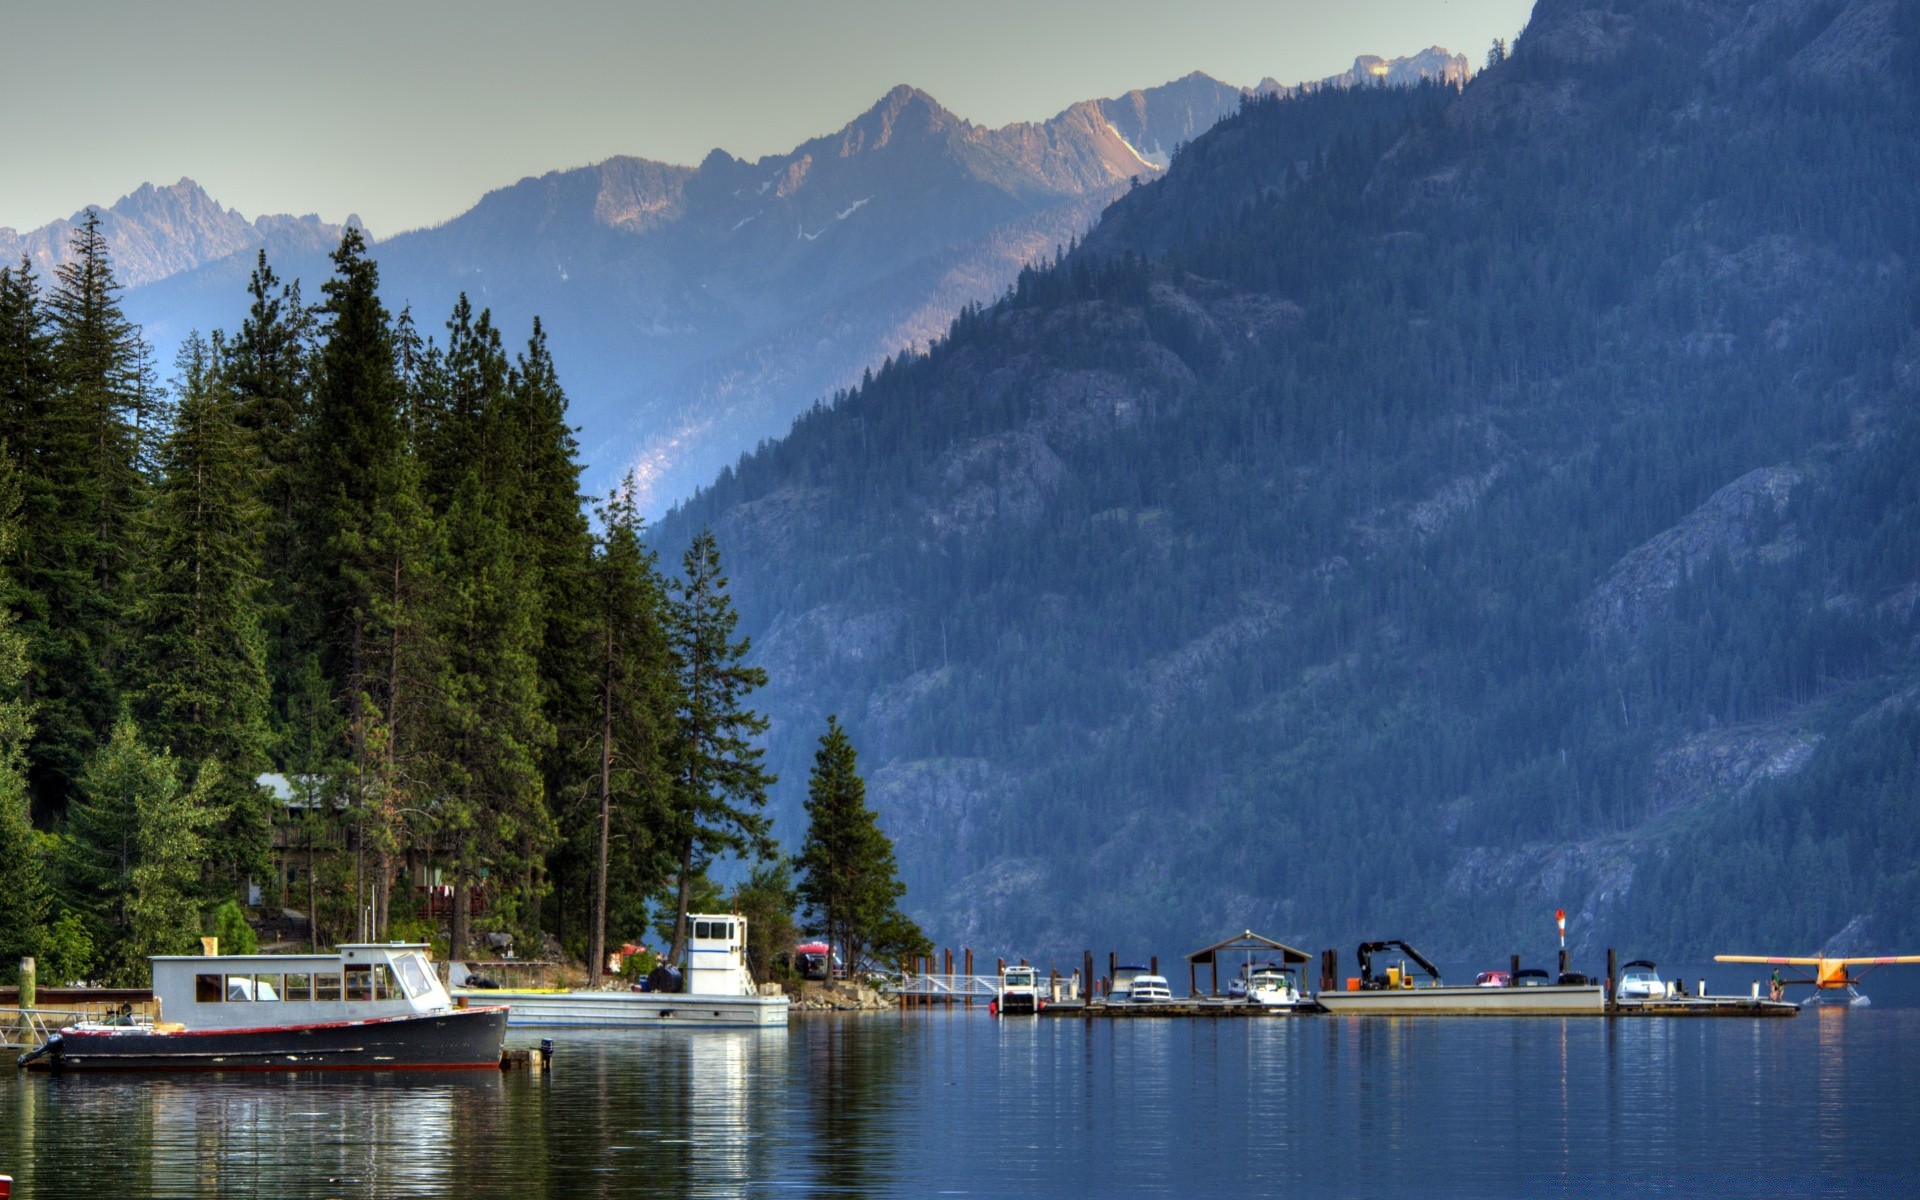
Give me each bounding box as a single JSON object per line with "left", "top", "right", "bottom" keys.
{"left": 662, "top": 0, "right": 1920, "bottom": 965}
{"left": 66, "top": 52, "right": 1464, "bottom": 515}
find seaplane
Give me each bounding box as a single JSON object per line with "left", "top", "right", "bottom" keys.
{"left": 1714, "top": 953, "right": 1920, "bottom": 1007}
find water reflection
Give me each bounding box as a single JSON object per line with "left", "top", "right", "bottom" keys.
{"left": 3, "top": 1012, "right": 1918, "bottom": 1197}
{"left": 15, "top": 1071, "right": 499, "bottom": 1199}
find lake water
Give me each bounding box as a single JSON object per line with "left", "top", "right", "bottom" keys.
{"left": 4, "top": 1001, "right": 1917, "bottom": 1197}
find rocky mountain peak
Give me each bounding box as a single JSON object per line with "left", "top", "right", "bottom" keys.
{"left": 0, "top": 177, "right": 346, "bottom": 289}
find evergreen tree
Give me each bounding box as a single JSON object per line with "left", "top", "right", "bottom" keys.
{"left": 60, "top": 714, "right": 211, "bottom": 982}
{"left": 303, "top": 229, "right": 423, "bottom": 940}
{"left": 664, "top": 529, "right": 774, "bottom": 959}
{"left": 0, "top": 453, "right": 49, "bottom": 976}
{"left": 0, "top": 260, "right": 53, "bottom": 471}
{"left": 795, "top": 716, "right": 908, "bottom": 975}
{"left": 133, "top": 335, "right": 273, "bottom": 899}
{"left": 122, "top": 758, "right": 222, "bottom": 984}
{"left": 304, "top": 227, "right": 405, "bottom": 751}
{"left": 584, "top": 480, "right": 677, "bottom": 984}
{"left": 225, "top": 251, "right": 315, "bottom": 730}
{"left": 437, "top": 470, "right": 553, "bottom": 957}
{"left": 17, "top": 214, "right": 154, "bottom": 810}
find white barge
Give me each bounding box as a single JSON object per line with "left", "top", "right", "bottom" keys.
{"left": 1313, "top": 940, "right": 1606, "bottom": 1016}
{"left": 455, "top": 914, "right": 789, "bottom": 1028}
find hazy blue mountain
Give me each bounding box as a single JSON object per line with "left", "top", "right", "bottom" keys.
{"left": 76, "top": 50, "right": 1465, "bottom": 512}
{"left": 657, "top": 0, "right": 1920, "bottom": 966}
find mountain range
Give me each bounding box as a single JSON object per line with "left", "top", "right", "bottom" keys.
{"left": 6, "top": 49, "right": 1466, "bottom": 513}
{"left": 656, "top": 0, "right": 1920, "bottom": 965}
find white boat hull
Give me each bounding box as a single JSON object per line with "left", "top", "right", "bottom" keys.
{"left": 1315, "top": 984, "right": 1606, "bottom": 1015}
{"left": 460, "top": 990, "right": 790, "bottom": 1028}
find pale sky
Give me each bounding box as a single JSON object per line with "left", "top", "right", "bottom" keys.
{"left": 3, "top": 0, "right": 1535, "bottom": 238}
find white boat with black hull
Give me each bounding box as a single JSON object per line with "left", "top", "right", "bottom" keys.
{"left": 459, "top": 914, "right": 789, "bottom": 1028}
{"left": 1313, "top": 940, "right": 1606, "bottom": 1016}
{"left": 18, "top": 944, "right": 507, "bottom": 1072}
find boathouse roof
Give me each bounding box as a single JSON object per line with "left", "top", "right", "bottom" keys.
{"left": 1185, "top": 931, "right": 1310, "bottom": 966}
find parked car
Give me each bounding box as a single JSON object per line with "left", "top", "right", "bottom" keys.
{"left": 1513, "top": 968, "right": 1553, "bottom": 987}
{"left": 1476, "top": 970, "right": 1512, "bottom": 988}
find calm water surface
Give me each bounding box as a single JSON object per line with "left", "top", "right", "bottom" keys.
{"left": 4, "top": 1004, "right": 1917, "bottom": 1197}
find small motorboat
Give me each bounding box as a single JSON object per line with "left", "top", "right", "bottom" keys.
{"left": 1228, "top": 962, "right": 1305, "bottom": 1006}
{"left": 1127, "top": 975, "right": 1174, "bottom": 1004}
{"left": 995, "top": 965, "right": 1040, "bottom": 1015}
{"left": 1616, "top": 960, "right": 1666, "bottom": 1001}
{"left": 18, "top": 943, "right": 507, "bottom": 1072}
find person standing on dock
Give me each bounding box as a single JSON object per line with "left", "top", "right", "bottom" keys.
{"left": 1769, "top": 971, "right": 1784, "bottom": 1002}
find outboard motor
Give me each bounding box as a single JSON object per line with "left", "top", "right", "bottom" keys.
{"left": 646, "top": 964, "right": 683, "bottom": 995}
{"left": 17, "top": 1032, "right": 62, "bottom": 1068}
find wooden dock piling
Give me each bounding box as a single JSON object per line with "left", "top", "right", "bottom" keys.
{"left": 964, "top": 948, "right": 973, "bottom": 1009}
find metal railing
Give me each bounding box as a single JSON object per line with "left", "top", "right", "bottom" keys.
{"left": 0, "top": 1006, "right": 129, "bottom": 1050}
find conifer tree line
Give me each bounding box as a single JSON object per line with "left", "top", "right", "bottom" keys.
{"left": 0, "top": 215, "right": 920, "bottom": 986}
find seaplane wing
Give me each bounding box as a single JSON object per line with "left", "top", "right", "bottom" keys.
{"left": 1716, "top": 955, "right": 1920, "bottom": 966}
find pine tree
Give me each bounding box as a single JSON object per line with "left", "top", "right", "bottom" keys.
{"left": 0, "top": 453, "right": 49, "bottom": 976}
{"left": 795, "top": 716, "right": 908, "bottom": 975}
{"left": 16, "top": 215, "right": 154, "bottom": 810}
{"left": 437, "top": 471, "right": 553, "bottom": 957}
{"left": 226, "top": 251, "right": 314, "bottom": 730}
{"left": 122, "top": 758, "right": 222, "bottom": 984}
{"left": 507, "top": 319, "right": 596, "bottom": 945}
{"left": 584, "top": 480, "right": 677, "bottom": 985}
{"left": 59, "top": 714, "right": 211, "bottom": 983}
{"left": 132, "top": 334, "right": 273, "bottom": 901}
{"left": 664, "top": 529, "right": 774, "bottom": 960}
{"left": 303, "top": 229, "right": 421, "bottom": 940}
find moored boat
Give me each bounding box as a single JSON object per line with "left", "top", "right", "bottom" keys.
{"left": 18, "top": 943, "right": 507, "bottom": 1071}
{"left": 1228, "top": 962, "right": 1306, "bottom": 1007}
{"left": 457, "top": 913, "right": 788, "bottom": 1028}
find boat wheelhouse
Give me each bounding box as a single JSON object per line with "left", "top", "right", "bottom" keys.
{"left": 19, "top": 944, "right": 507, "bottom": 1072}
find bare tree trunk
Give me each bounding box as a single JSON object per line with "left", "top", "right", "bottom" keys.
{"left": 306, "top": 824, "right": 317, "bottom": 952}
{"left": 669, "top": 838, "right": 694, "bottom": 963}
{"left": 374, "top": 848, "right": 391, "bottom": 942}
{"left": 589, "top": 648, "right": 613, "bottom": 987}
{"left": 451, "top": 875, "right": 471, "bottom": 961}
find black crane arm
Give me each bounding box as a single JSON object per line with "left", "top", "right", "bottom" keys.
{"left": 1355, "top": 940, "right": 1442, "bottom": 985}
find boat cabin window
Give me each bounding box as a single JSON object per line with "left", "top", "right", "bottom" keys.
{"left": 344, "top": 964, "right": 397, "bottom": 1001}
{"left": 196, "top": 973, "right": 223, "bottom": 1002}
{"left": 314, "top": 972, "right": 342, "bottom": 1001}
{"left": 283, "top": 973, "right": 312, "bottom": 1002}
{"left": 229, "top": 974, "right": 280, "bottom": 1002}
{"left": 693, "top": 920, "right": 734, "bottom": 941}
{"left": 394, "top": 953, "right": 434, "bottom": 999}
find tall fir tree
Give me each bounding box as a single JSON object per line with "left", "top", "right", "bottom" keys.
{"left": 584, "top": 480, "right": 677, "bottom": 984}
{"left": 302, "top": 228, "right": 420, "bottom": 938}
{"left": 16, "top": 215, "right": 154, "bottom": 812}
{"left": 664, "top": 529, "right": 775, "bottom": 959}
{"left": 795, "top": 716, "right": 908, "bottom": 975}
{"left": 0, "top": 452, "right": 50, "bottom": 976}
{"left": 132, "top": 334, "right": 274, "bottom": 901}
{"left": 437, "top": 471, "right": 554, "bottom": 957}
{"left": 225, "top": 251, "right": 315, "bottom": 733}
